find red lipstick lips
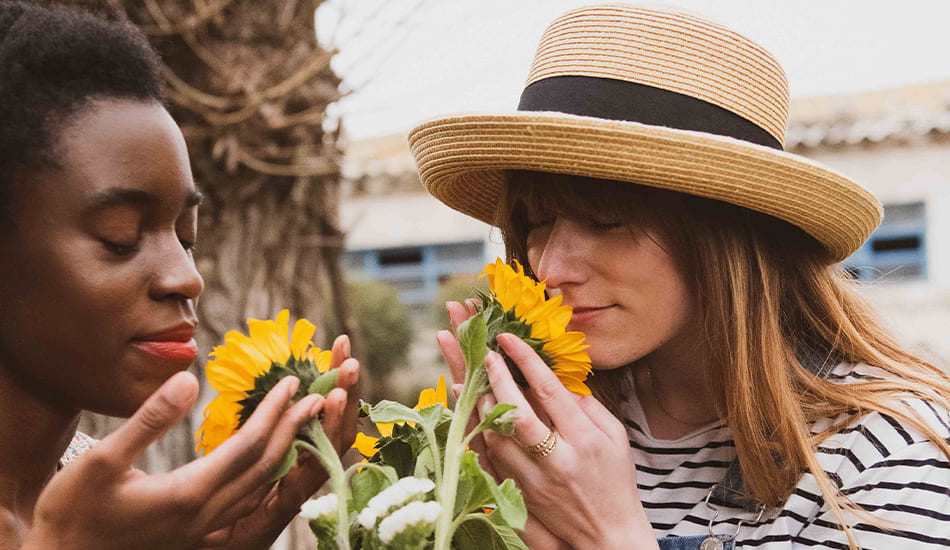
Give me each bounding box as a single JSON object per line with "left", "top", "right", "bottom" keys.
{"left": 131, "top": 324, "right": 197, "bottom": 365}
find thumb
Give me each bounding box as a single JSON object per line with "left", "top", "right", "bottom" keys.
{"left": 96, "top": 371, "right": 199, "bottom": 467}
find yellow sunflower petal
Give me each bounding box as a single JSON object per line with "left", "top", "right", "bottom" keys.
{"left": 195, "top": 393, "right": 243, "bottom": 455}
{"left": 247, "top": 310, "right": 292, "bottom": 364}
{"left": 216, "top": 332, "right": 271, "bottom": 372}
{"left": 290, "top": 318, "right": 317, "bottom": 359}
{"left": 377, "top": 422, "right": 394, "bottom": 437}
{"left": 353, "top": 432, "right": 380, "bottom": 457}
{"left": 309, "top": 348, "right": 333, "bottom": 373}
{"left": 558, "top": 377, "right": 592, "bottom": 395}
{"left": 415, "top": 375, "right": 448, "bottom": 410}
{"left": 481, "top": 258, "right": 593, "bottom": 395}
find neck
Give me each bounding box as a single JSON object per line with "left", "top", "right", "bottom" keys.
{"left": 632, "top": 330, "right": 720, "bottom": 440}
{"left": 0, "top": 363, "right": 80, "bottom": 532}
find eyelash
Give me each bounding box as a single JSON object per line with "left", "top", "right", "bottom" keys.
{"left": 102, "top": 240, "right": 140, "bottom": 256}
{"left": 101, "top": 238, "right": 196, "bottom": 256}
{"left": 591, "top": 221, "right": 624, "bottom": 231}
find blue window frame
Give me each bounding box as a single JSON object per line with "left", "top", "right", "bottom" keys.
{"left": 842, "top": 202, "right": 926, "bottom": 282}
{"left": 344, "top": 241, "right": 486, "bottom": 305}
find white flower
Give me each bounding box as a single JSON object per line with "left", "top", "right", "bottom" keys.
{"left": 298, "top": 493, "right": 338, "bottom": 520}
{"left": 357, "top": 476, "right": 435, "bottom": 529}
{"left": 378, "top": 501, "right": 442, "bottom": 544}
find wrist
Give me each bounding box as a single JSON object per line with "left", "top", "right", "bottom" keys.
{"left": 600, "top": 515, "right": 657, "bottom": 550}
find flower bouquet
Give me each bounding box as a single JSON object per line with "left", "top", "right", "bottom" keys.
{"left": 195, "top": 259, "right": 591, "bottom": 549}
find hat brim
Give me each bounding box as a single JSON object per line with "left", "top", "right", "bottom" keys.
{"left": 408, "top": 111, "right": 882, "bottom": 263}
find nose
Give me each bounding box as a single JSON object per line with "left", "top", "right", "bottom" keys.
{"left": 530, "top": 216, "right": 589, "bottom": 290}
{"left": 148, "top": 238, "right": 204, "bottom": 303}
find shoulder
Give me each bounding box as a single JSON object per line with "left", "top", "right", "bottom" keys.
{"left": 59, "top": 431, "right": 97, "bottom": 469}
{"left": 786, "top": 367, "right": 950, "bottom": 548}
{"left": 815, "top": 362, "right": 949, "bottom": 463}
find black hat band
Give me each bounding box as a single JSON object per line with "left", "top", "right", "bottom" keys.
{"left": 518, "top": 75, "right": 783, "bottom": 151}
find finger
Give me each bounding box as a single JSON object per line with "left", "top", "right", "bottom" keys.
{"left": 521, "top": 514, "right": 571, "bottom": 550}
{"left": 463, "top": 298, "right": 480, "bottom": 317}
{"left": 203, "top": 480, "right": 273, "bottom": 533}
{"left": 198, "top": 525, "right": 234, "bottom": 548}
{"left": 446, "top": 301, "right": 472, "bottom": 331}
{"left": 195, "top": 376, "right": 302, "bottom": 486}
{"left": 438, "top": 329, "right": 466, "bottom": 385}
{"left": 94, "top": 371, "right": 198, "bottom": 468}
{"left": 576, "top": 394, "right": 627, "bottom": 443}
{"left": 330, "top": 334, "right": 351, "bottom": 370}
{"left": 497, "top": 333, "right": 588, "bottom": 437}
{"left": 270, "top": 452, "right": 328, "bottom": 517}
{"left": 471, "top": 393, "right": 500, "bottom": 479}
{"left": 321, "top": 387, "right": 347, "bottom": 452}
{"left": 198, "top": 393, "right": 322, "bottom": 523}
{"left": 336, "top": 358, "right": 360, "bottom": 449}
{"left": 484, "top": 350, "right": 549, "bottom": 450}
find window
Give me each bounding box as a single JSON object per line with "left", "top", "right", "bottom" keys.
{"left": 842, "top": 202, "right": 926, "bottom": 282}
{"left": 343, "top": 241, "right": 486, "bottom": 305}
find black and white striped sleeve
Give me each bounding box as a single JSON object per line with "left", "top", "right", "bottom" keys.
{"left": 792, "top": 402, "right": 950, "bottom": 549}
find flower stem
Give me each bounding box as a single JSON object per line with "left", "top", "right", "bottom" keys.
{"left": 432, "top": 364, "right": 488, "bottom": 550}
{"left": 297, "top": 422, "right": 351, "bottom": 550}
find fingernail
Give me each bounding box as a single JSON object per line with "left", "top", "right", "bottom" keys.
{"left": 286, "top": 376, "right": 300, "bottom": 398}
{"left": 167, "top": 372, "right": 198, "bottom": 406}
{"left": 309, "top": 396, "right": 324, "bottom": 418}
{"left": 342, "top": 335, "right": 351, "bottom": 358}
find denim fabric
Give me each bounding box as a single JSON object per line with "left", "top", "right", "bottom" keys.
{"left": 656, "top": 535, "right": 735, "bottom": 550}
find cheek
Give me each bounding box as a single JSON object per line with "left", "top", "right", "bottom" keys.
{"left": 0, "top": 236, "right": 142, "bottom": 383}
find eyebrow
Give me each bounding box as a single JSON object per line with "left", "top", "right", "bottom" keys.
{"left": 85, "top": 188, "right": 204, "bottom": 211}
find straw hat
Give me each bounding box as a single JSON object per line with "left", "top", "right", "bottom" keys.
{"left": 408, "top": 4, "right": 882, "bottom": 262}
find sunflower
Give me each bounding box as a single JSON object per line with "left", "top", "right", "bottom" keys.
{"left": 353, "top": 376, "right": 448, "bottom": 458}
{"left": 195, "top": 310, "right": 333, "bottom": 455}
{"left": 478, "top": 258, "right": 592, "bottom": 395}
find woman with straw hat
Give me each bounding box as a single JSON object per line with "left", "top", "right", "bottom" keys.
{"left": 420, "top": 5, "right": 950, "bottom": 550}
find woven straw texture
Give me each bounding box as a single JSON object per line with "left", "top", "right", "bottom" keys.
{"left": 526, "top": 5, "right": 790, "bottom": 144}
{"left": 408, "top": 5, "right": 882, "bottom": 261}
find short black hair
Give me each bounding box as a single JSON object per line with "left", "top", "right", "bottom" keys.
{"left": 0, "top": 1, "right": 164, "bottom": 209}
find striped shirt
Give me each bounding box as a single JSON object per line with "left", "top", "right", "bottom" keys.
{"left": 624, "top": 363, "right": 950, "bottom": 549}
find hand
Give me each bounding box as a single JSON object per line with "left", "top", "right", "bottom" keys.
{"left": 480, "top": 334, "right": 657, "bottom": 550}
{"left": 213, "top": 335, "right": 361, "bottom": 550}
{"left": 24, "top": 372, "right": 323, "bottom": 550}
{"left": 438, "top": 300, "right": 499, "bottom": 479}
{"left": 521, "top": 514, "right": 573, "bottom": 550}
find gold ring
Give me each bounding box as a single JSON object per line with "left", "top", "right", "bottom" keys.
{"left": 526, "top": 429, "right": 557, "bottom": 458}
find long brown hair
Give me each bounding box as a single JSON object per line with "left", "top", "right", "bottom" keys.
{"left": 497, "top": 171, "right": 950, "bottom": 549}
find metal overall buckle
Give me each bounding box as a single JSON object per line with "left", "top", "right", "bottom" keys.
{"left": 699, "top": 488, "right": 766, "bottom": 550}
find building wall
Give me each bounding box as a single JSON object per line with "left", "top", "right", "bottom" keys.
{"left": 796, "top": 141, "right": 950, "bottom": 366}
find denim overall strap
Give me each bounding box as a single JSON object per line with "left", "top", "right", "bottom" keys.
{"left": 655, "top": 344, "right": 840, "bottom": 548}
{"left": 657, "top": 534, "right": 735, "bottom": 550}
{"left": 709, "top": 343, "right": 840, "bottom": 510}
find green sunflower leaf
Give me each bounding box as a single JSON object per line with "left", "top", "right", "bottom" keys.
{"left": 349, "top": 465, "right": 397, "bottom": 512}
{"left": 269, "top": 444, "right": 298, "bottom": 482}
{"left": 365, "top": 400, "right": 425, "bottom": 425}
{"left": 307, "top": 369, "right": 340, "bottom": 396}
{"left": 473, "top": 403, "right": 518, "bottom": 436}
{"left": 456, "top": 451, "right": 526, "bottom": 530}
{"left": 454, "top": 512, "right": 529, "bottom": 550}
{"left": 455, "top": 451, "right": 495, "bottom": 516}
{"left": 457, "top": 314, "right": 489, "bottom": 377}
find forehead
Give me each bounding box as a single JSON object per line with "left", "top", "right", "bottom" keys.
{"left": 42, "top": 99, "right": 196, "bottom": 209}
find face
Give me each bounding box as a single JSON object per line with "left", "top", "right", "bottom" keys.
{"left": 525, "top": 212, "right": 697, "bottom": 369}
{"left": 0, "top": 99, "right": 204, "bottom": 417}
